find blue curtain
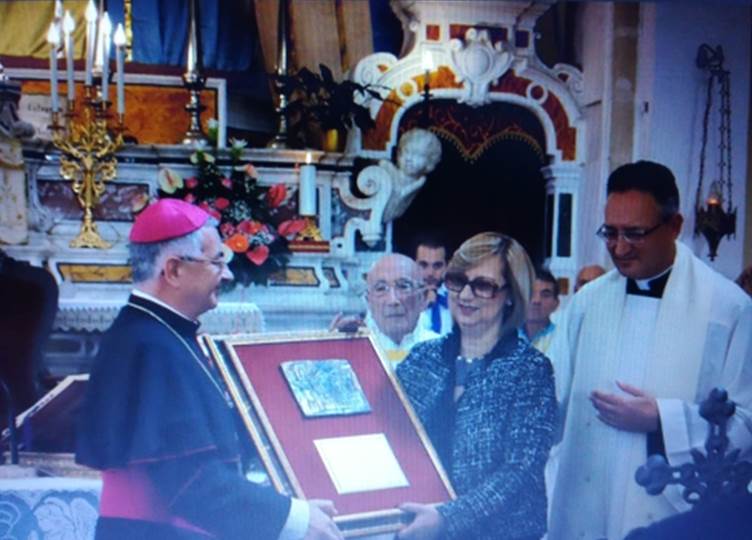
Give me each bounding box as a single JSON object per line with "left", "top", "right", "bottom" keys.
{"left": 107, "top": 0, "right": 254, "bottom": 70}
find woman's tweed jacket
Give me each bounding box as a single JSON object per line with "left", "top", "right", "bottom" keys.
{"left": 396, "top": 328, "right": 557, "bottom": 540}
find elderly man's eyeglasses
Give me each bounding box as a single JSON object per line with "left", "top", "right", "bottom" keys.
{"left": 179, "top": 255, "right": 228, "bottom": 271}
{"left": 596, "top": 223, "right": 664, "bottom": 245}
{"left": 368, "top": 279, "right": 423, "bottom": 298}
{"left": 444, "top": 272, "right": 507, "bottom": 299}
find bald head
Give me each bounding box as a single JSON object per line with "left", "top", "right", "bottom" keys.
{"left": 575, "top": 264, "right": 606, "bottom": 292}
{"left": 366, "top": 254, "right": 427, "bottom": 344}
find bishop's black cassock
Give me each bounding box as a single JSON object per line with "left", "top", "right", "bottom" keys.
{"left": 77, "top": 294, "right": 290, "bottom": 540}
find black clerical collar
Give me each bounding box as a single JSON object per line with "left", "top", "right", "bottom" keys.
{"left": 128, "top": 293, "right": 201, "bottom": 336}
{"left": 626, "top": 269, "right": 671, "bottom": 298}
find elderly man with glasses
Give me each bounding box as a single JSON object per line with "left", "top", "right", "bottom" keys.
{"left": 547, "top": 161, "right": 752, "bottom": 540}
{"left": 332, "top": 254, "right": 439, "bottom": 370}
{"left": 77, "top": 199, "right": 342, "bottom": 540}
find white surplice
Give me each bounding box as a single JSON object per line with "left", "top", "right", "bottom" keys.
{"left": 547, "top": 242, "right": 752, "bottom": 540}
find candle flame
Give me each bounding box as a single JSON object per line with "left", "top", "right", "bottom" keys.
{"left": 114, "top": 23, "right": 126, "bottom": 46}
{"left": 47, "top": 23, "right": 61, "bottom": 46}
{"left": 63, "top": 11, "right": 75, "bottom": 35}
{"left": 85, "top": 0, "right": 97, "bottom": 22}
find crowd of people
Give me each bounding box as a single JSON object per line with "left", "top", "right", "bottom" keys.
{"left": 77, "top": 160, "right": 752, "bottom": 540}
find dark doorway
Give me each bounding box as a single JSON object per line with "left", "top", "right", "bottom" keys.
{"left": 393, "top": 102, "right": 548, "bottom": 265}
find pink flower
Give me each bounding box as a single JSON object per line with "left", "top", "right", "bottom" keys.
{"left": 245, "top": 164, "right": 259, "bottom": 178}
{"left": 220, "top": 222, "right": 236, "bottom": 237}
{"left": 184, "top": 193, "right": 196, "bottom": 204}
{"left": 238, "top": 220, "right": 263, "bottom": 235}
{"left": 278, "top": 218, "right": 307, "bottom": 239}
{"left": 266, "top": 184, "right": 287, "bottom": 209}
{"left": 214, "top": 197, "right": 230, "bottom": 210}
{"left": 185, "top": 177, "right": 198, "bottom": 189}
{"left": 246, "top": 244, "right": 270, "bottom": 266}
{"left": 221, "top": 177, "right": 233, "bottom": 189}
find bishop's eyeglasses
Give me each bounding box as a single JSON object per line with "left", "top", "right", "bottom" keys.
{"left": 179, "top": 254, "right": 229, "bottom": 272}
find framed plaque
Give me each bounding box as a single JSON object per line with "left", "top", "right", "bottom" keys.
{"left": 204, "top": 331, "right": 455, "bottom": 537}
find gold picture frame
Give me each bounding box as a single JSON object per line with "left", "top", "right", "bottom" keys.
{"left": 203, "top": 330, "right": 455, "bottom": 538}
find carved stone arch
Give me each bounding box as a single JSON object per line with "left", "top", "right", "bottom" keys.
{"left": 347, "top": 5, "right": 585, "bottom": 288}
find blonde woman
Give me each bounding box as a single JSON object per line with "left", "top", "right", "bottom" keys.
{"left": 396, "top": 232, "right": 557, "bottom": 540}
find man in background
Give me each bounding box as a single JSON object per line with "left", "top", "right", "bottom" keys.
{"left": 574, "top": 264, "right": 606, "bottom": 292}
{"left": 520, "top": 268, "right": 560, "bottom": 354}
{"left": 414, "top": 236, "right": 452, "bottom": 335}
{"left": 332, "top": 253, "right": 439, "bottom": 369}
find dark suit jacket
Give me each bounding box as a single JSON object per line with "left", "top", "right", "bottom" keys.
{"left": 397, "top": 329, "right": 557, "bottom": 540}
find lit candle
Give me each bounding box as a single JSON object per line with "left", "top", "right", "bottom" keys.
{"left": 114, "top": 24, "right": 126, "bottom": 116}
{"left": 47, "top": 22, "right": 61, "bottom": 113}
{"left": 63, "top": 11, "right": 76, "bottom": 103}
{"left": 422, "top": 50, "right": 433, "bottom": 84}
{"left": 84, "top": 0, "right": 97, "bottom": 86}
{"left": 100, "top": 13, "right": 112, "bottom": 103}
{"left": 299, "top": 152, "right": 317, "bottom": 216}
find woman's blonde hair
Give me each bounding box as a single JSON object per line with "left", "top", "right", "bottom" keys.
{"left": 447, "top": 232, "right": 535, "bottom": 335}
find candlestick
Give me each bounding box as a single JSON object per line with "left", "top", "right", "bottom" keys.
{"left": 63, "top": 11, "right": 76, "bottom": 103}
{"left": 114, "top": 24, "right": 126, "bottom": 116}
{"left": 84, "top": 0, "right": 97, "bottom": 86}
{"left": 47, "top": 23, "right": 60, "bottom": 113}
{"left": 299, "top": 152, "right": 317, "bottom": 216}
{"left": 100, "top": 14, "right": 112, "bottom": 103}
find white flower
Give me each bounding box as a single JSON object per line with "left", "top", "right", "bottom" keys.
{"left": 230, "top": 137, "right": 248, "bottom": 150}
{"left": 157, "top": 168, "right": 184, "bottom": 193}
{"left": 208, "top": 118, "right": 219, "bottom": 130}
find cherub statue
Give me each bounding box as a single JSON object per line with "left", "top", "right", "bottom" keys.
{"left": 379, "top": 128, "right": 442, "bottom": 223}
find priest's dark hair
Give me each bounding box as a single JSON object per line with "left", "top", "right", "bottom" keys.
{"left": 128, "top": 219, "right": 218, "bottom": 282}
{"left": 607, "top": 160, "right": 680, "bottom": 221}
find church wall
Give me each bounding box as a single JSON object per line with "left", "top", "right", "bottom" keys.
{"left": 639, "top": 3, "right": 751, "bottom": 279}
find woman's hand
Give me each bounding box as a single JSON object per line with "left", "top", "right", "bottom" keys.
{"left": 397, "top": 503, "right": 445, "bottom": 540}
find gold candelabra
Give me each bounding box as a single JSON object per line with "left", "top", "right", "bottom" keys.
{"left": 47, "top": 2, "right": 127, "bottom": 249}
{"left": 52, "top": 88, "right": 123, "bottom": 249}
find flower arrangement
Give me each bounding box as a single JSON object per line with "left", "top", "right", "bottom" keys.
{"left": 155, "top": 137, "right": 307, "bottom": 287}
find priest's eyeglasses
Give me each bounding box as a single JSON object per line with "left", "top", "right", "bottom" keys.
{"left": 179, "top": 255, "right": 228, "bottom": 271}
{"left": 444, "top": 272, "right": 507, "bottom": 299}
{"left": 368, "top": 279, "right": 423, "bottom": 298}
{"left": 596, "top": 223, "right": 664, "bottom": 245}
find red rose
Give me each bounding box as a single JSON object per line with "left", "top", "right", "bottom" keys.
{"left": 266, "top": 184, "right": 287, "bottom": 208}
{"left": 185, "top": 177, "right": 198, "bottom": 189}
{"left": 246, "top": 244, "right": 270, "bottom": 266}
{"left": 238, "top": 220, "right": 263, "bottom": 235}
{"left": 221, "top": 177, "right": 233, "bottom": 189}
{"left": 214, "top": 197, "right": 230, "bottom": 210}
{"left": 278, "top": 218, "right": 307, "bottom": 239}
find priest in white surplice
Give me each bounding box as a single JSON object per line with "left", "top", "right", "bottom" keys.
{"left": 547, "top": 161, "right": 752, "bottom": 540}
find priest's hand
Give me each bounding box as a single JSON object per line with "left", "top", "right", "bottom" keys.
{"left": 397, "top": 503, "right": 445, "bottom": 540}
{"left": 590, "top": 381, "right": 659, "bottom": 432}
{"left": 304, "top": 499, "right": 343, "bottom": 540}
